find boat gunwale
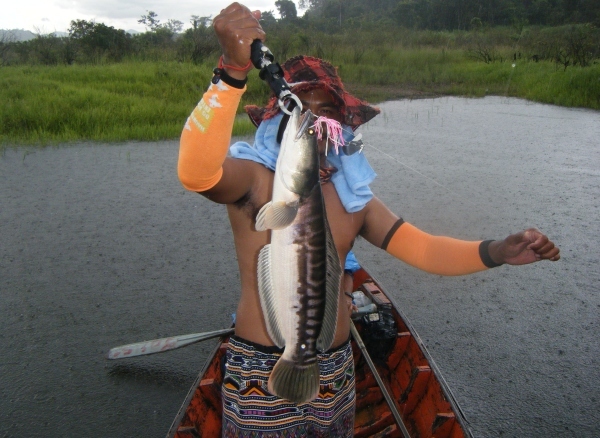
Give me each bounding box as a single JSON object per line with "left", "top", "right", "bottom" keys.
{"left": 361, "top": 268, "right": 474, "bottom": 437}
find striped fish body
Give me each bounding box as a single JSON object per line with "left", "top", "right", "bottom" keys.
{"left": 256, "top": 107, "right": 342, "bottom": 403}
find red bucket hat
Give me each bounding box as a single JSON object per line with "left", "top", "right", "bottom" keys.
{"left": 245, "top": 55, "right": 380, "bottom": 130}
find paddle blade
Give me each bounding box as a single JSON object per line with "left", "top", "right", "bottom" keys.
{"left": 106, "top": 328, "right": 234, "bottom": 360}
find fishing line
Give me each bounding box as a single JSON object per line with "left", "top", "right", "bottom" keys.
{"left": 338, "top": 126, "right": 482, "bottom": 209}
{"left": 339, "top": 117, "right": 571, "bottom": 298}
{"left": 327, "top": 30, "right": 530, "bottom": 214}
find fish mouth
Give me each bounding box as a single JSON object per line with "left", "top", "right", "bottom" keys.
{"left": 295, "top": 109, "right": 316, "bottom": 140}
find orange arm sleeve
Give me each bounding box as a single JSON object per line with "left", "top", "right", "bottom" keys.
{"left": 178, "top": 80, "right": 246, "bottom": 192}
{"left": 382, "top": 219, "right": 500, "bottom": 276}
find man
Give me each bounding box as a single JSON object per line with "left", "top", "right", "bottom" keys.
{"left": 177, "top": 3, "right": 560, "bottom": 436}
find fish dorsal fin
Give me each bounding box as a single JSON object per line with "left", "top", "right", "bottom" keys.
{"left": 316, "top": 215, "right": 342, "bottom": 352}
{"left": 255, "top": 200, "right": 298, "bottom": 231}
{"left": 257, "top": 244, "right": 286, "bottom": 348}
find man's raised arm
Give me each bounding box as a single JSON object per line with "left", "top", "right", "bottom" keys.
{"left": 177, "top": 3, "right": 264, "bottom": 201}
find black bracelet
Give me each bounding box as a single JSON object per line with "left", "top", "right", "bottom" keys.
{"left": 344, "top": 292, "right": 354, "bottom": 300}
{"left": 212, "top": 67, "right": 247, "bottom": 89}
{"left": 479, "top": 240, "right": 504, "bottom": 268}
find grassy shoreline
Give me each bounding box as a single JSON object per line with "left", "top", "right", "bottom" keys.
{"left": 1, "top": 54, "right": 598, "bottom": 147}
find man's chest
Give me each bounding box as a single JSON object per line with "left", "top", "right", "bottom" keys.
{"left": 230, "top": 175, "right": 364, "bottom": 253}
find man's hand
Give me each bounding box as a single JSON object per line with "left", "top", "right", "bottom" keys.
{"left": 490, "top": 228, "right": 560, "bottom": 266}
{"left": 213, "top": 3, "right": 265, "bottom": 79}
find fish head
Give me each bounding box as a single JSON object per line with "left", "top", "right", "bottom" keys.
{"left": 277, "top": 106, "right": 320, "bottom": 196}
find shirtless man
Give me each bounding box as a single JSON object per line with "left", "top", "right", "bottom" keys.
{"left": 177, "top": 3, "right": 560, "bottom": 436}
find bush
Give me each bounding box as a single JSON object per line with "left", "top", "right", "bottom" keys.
{"left": 520, "top": 24, "right": 599, "bottom": 68}
{"left": 177, "top": 27, "right": 219, "bottom": 64}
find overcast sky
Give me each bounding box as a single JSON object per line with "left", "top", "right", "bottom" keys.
{"left": 3, "top": 1, "right": 290, "bottom": 34}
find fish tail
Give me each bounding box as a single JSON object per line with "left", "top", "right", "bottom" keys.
{"left": 268, "top": 358, "right": 320, "bottom": 404}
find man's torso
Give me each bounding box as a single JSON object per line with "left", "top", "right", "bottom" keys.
{"left": 226, "top": 161, "right": 366, "bottom": 348}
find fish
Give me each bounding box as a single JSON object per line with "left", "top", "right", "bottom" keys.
{"left": 255, "top": 106, "right": 342, "bottom": 404}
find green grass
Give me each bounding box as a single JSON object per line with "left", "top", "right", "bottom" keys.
{"left": 0, "top": 62, "right": 269, "bottom": 145}
{"left": 1, "top": 52, "right": 598, "bottom": 146}
{"left": 341, "top": 49, "right": 600, "bottom": 108}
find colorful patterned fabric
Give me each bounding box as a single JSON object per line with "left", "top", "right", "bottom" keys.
{"left": 222, "top": 336, "right": 356, "bottom": 437}
{"left": 245, "top": 55, "right": 380, "bottom": 130}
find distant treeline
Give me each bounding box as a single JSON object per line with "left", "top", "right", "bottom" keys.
{"left": 0, "top": 0, "right": 598, "bottom": 68}
{"left": 296, "top": 0, "right": 600, "bottom": 30}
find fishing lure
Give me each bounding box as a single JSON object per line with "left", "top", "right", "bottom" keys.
{"left": 313, "top": 116, "right": 345, "bottom": 156}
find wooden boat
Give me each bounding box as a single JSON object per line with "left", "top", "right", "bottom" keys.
{"left": 167, "top": 268, "right": 473, "bottom": 438}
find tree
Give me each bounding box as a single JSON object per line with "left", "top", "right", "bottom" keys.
{"left": 190, "top": 15, "right": 212, "bottom": 29}
{"left": 259, "top": 10, "right": 278, "bottom": 28}
{"left": 69, "top": 19, "right": 96, "bottom": 39}
{"left": 163, "top": 19, "right": 184, "bottom": 33}
{"left": 68, "top": 19, "right": 131, "bottom": 62}
{"left": 178, "top": 14, "right": 219, "bottom": 63}
{"left": 299, "top": 0, "right": 324, "bottom": 9}
{"left": 138, "top": 11, "right": 161, "bottom": 31}
{"left": 0, "top": 31, "right": 20, "bottom": 65}
{"left": 275, "top": 0, "right": 298, "bottom": 20}
{"left": 29, "top": 31, "right": 64, "bottom": 65}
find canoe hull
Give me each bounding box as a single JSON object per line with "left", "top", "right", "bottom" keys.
{"left": 167, "top": 268, "right": 473, "bottom": 438}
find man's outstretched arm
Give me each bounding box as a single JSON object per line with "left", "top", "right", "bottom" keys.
{"left": 361, "top": 197, "right": 560, "bottom": 276}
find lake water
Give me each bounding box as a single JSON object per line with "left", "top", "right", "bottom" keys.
{"left": 1, "top": 96, "right": 598, "bottom": 437}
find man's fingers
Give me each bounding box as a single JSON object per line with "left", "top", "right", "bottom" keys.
{"left": 525, "top": 232, "right": 548, "bottom": 250}
{"left": 216, "top": 3, "right": 261, "bottom": 26}
{"left": 215, "top": 3, "right": 262, "bottom": 34}
{"left": 541, "top": 246, "right": 560, "bottom": 260}
{"left": 213, "top": 2, "right": 265, "bottom": 69}
{"left": 533, "top": 240, "right": 560, "bottom": 260}
{"left": 220, "top": 2, "right": 248, "bottom": 15}
{"left": 518, "top": 228, "right": 560, "bottom": 262}
{"left": 542, "top": 249, "right": 560, "bottom": 261}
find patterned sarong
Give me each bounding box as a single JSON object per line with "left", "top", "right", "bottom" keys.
{"left": 222, "top": 336, "right": 356, "bottom": 437}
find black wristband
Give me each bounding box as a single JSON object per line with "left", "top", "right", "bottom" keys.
{"left": 479, "top": 240, "right": 504, "bottom": 268}
{"left": 212, "top": 67, "right": 247, "bottom": 89}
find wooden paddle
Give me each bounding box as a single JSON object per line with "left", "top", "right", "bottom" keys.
{"left": 350, "top": 321, "right": 410, "bottom": 438}
{"left": 106, "top": 328, "right": 235, "bottom": 360}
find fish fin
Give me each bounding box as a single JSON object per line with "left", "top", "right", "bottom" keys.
{"left": 255, "top": 201, "right": 272, "bottom": 231}
{"left": 268, "top": 359, "right": 320, "bottom": 403}
{"left": 316, "top": 217, "right": 342, "bottom": 352}
{"left": 257, "top": 244, "right": 286, "bottom": 348}
{"left": 255, "top": 201, "right": 298, "bottom": 231}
